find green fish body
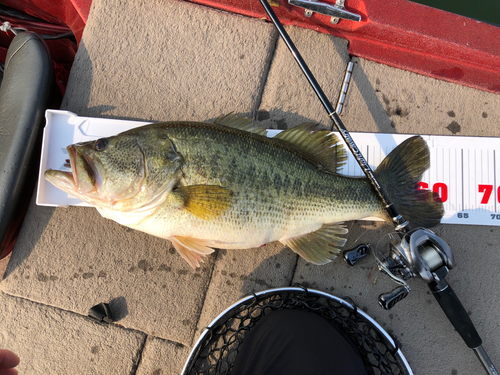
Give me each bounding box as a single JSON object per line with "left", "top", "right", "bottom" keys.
{"left": 45, "top": 115, "right": 443, "bottom": 268}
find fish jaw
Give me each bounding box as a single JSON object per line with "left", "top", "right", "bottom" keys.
{"left": 44, "top": 170, "right": 77, "bottom": 195}
{"left": 67, "top": 145, "right": 97, "bottom": 194}
{"left": 44, "top": 169, "right": 103, "bottom": 206}
{"left": 44, "top": 144, "right": 101, "bottom": 204}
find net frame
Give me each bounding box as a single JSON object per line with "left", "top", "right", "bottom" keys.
{"left": 182, "top": 286, "right": 413, "bottom": 375}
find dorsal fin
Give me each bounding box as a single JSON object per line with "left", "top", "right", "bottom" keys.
{"left": 273, "top": 123, "right": 347, "bottom": 174}
{"left": 214, "top": 113, "right": 268, "bottom": 136}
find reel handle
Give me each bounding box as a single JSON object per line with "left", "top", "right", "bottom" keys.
{"left": 429, "top": 280, "right": 482, "bottom": 349}
{"left": 378, "top": 286, "right": 409, "bottom": 310}
{"left": 343, "top": 244, "right": 370, "bottom": 266}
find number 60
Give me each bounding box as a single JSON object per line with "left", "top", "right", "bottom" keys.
{"left": 417, "top": 182, "right": 448, "bottom": 203}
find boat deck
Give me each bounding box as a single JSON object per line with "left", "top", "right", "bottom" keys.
{"left": 1, "top": 0, "right": 499, "bottom": 373}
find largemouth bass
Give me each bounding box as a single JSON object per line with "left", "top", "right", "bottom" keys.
{"left": 45, "top": 114, "right": 443, "bottom": 268}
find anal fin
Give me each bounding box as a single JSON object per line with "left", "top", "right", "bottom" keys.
{"left": 170, "top": 236, "right": 215, "bottom": 269}
{"left": 281, "top": 223, "right": 348, "bottom": 265}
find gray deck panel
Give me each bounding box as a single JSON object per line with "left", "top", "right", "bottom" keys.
{"left": 0, "top": 197, "right": 215, "bottom": 345}
{"left": 0, "top": 291, "right": 145, "bottom": 374}
{"left": 62, "top": 0, "right": 277, "bottom": 122}
{"left": 136, "top": 336, "right": 190, "bottom": 375}
{"left": 257, "top": 25, "right": 350, "bottom": 129}
{"left": 343, "top": 57, "right": 500, "bottom": 136}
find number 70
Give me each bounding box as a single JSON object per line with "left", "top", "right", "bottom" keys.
{"left": 478, "top": 185, "right": 500, "bottom": 204}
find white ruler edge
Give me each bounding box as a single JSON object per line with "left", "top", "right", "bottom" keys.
{"left": 37, "top": 110, "right": 500, "bottom": 226}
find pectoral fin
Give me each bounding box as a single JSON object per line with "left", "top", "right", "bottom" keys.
{"left": 281, "top": 223, "right": 348, "bottom": 265}
{"left": 170, "top": 236, "right": 215, "bottom": 269}
{"left": 171, "top": 185, "right": 233, "bottom": 220}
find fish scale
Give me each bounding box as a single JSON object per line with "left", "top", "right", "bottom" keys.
{"left": 123, "top": 123, "right": 383, "bottom": 247}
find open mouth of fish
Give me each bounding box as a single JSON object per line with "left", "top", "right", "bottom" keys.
{"left": 68, "top": 145, "right": 98, "bottom": 193}
{"left": 45, "top": 146, "right": 97, "bottom": 195}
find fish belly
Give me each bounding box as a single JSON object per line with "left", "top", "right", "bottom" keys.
{"left": 125, "top": 174, "right": 381, "bottom": 249}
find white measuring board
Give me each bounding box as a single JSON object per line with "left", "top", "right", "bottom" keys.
{"left": 38, "top": 110, "right": 500, "bottom": 226}
{"left": 327, "top": 133, "right": 500, "bottom": 226}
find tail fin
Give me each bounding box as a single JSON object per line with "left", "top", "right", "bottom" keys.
{"left": 374, "top": 136, "right": 444, "bottom": 228}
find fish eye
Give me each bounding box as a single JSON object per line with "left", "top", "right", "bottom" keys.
{"left": 94, "top": 139, "right": 109, "bottom": 151}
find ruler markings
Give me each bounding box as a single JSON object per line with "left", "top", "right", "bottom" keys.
{"left": 493, "top": 150, "right": 498, "bottom": 212}
{"left": 461, "top": 149, "right": 464, "bottom": 212}
{"left": 458, "top": 147, "right": 463, "bottom": 213}
{"left": 472, "top": 148, "right": 475, "bottom": 211}
{"left": 448, "top": 148, "right": 455, "bottom": 213}
{"left": 477, "top": 149, "right": 480, "bottom": 212}
{"left": 467, "top": 149, "right": 470, "bottom": 211}
{"left": 480, "top": 149, "right": 487, "bottom": 212}
{"left": 470, "top": 148, "right": 473, "bottom": 211}
{"left": 484, "top": 149, "right": 487, "bottom": 212}
{"left": 474, "top": 148, "right": 478, "bottom": 211}
{"left": 486, "top": 149, "right": 491, "bottom": 211}
{"left": 457, "top": 148, "right": 460, "bottom": 213}
{"left": 471, "top": 149, "right": 474, "bottom": 211}
{"left": 488, "top": 149, "right": 494, "bottom": 212}
{"left": 482, "top": 150, "right": 487, "bottom": 212}
{"left": 449, "top": 147, "right": 453, "bottom": 212}
{"left": 471, "top": 149, "right": 475, "bottom": 211}
{"left": 338, "top": 138, "right": 499, "bottom": 224}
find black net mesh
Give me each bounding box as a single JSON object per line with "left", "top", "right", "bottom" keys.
{"left": 184, "top": 288, "right": 411, "bottom": 375}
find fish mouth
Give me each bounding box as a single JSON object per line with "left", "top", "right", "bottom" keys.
{"left": 44, "top": 169, "right": 77, "bottom": 193}
{"left": 67, "top": 145, "right": 78, "bottom": 184}
{"left": 67, "top": 145, "right": 97, "bottom": 194}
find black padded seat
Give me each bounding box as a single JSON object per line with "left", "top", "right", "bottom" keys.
{"left": 0, "top": 31, "right": 53, "bottom": 259}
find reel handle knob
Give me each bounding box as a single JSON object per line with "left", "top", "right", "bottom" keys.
{"left": 342, "top": 244, "right": 370, "bottom": 266}
{"left": 379, "top": 286, "right": 409, "bottom": 310}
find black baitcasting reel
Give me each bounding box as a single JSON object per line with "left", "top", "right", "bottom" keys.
{"left": 346, "top": 228, "right": 456, "bottom": 310}
{"left": 343, "top": 228, "right": 497, "bottom": 375}
{"left": 343, "top": 228, "right": 453, "bottom": 310}
{"left": 375, "top": 227, "right": 453, "bottom": 310}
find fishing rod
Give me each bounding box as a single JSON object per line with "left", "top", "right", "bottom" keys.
{"left": 260, "top": 0, "right": 409, "bottom": 235}
{"left": 258, "top": 1, "right": 498, "bottom": 374}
